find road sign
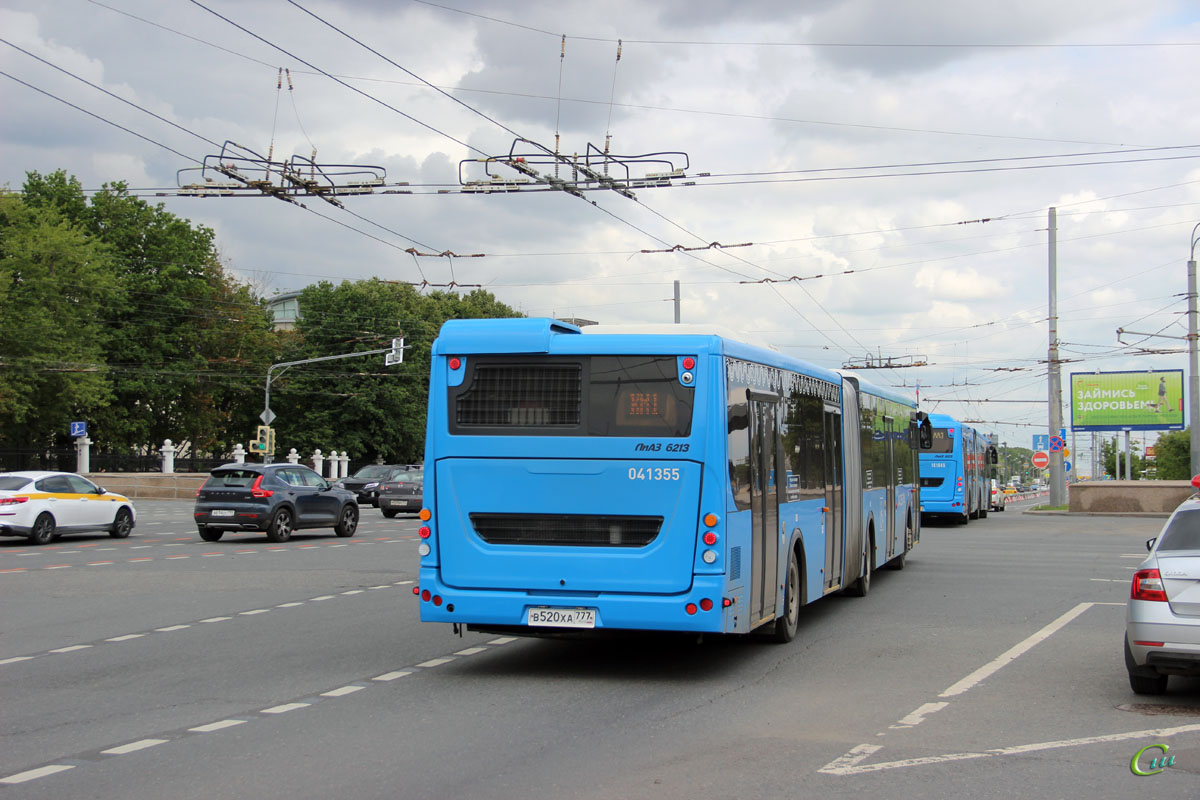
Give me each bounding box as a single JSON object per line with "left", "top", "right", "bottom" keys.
{"left": 260, "top": 407, "right": 276, "bottom": 425}
{"left": 1033, "top": 434, "right": 1048, "bottom": 451}
{"left": 69, "top": 421, "right": 87, "bottom": 438}
{"left": 1032, "top": 451, "right": 1050, "bottom": 469}
{"left": 1049, "top": 435, "right": 1065, "bottom": 452}
{"left": 1064, "top": 460, "right": 1072, "bottom": 473}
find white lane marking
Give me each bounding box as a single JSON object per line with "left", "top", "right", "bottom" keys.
{"left": 239, "top": 609, "right": 269, "bottom": 616}
{"left": 155, "top": 625, "right": 191, "bottom": 632}
{"left": 276, "top": 602, "right": 305, "bottom": 608}
{"left": 199, "top": 616, "right": 232, "bottom": 623}
{"left": 940, "top": 603, "right": 1092, "bottom": 698}
{"left": 45, "top": 565, "right": 71, "bottom": 570}
{"left": 416, "top": 657, "right": 455, "bottom": 668}
{"left": 49, "top": 645, "right": 92, "bottom": 653}
{"left": 893, "top": 702, "right": 949, "bottom": 728}
{"left": 819, "top": 744, "right": 882, "bottom": 774}
{"left": 373, "top": 670, "right": 412, "bottom": 681}
{"left": 488, "top": 637, "right": 518, "bottom": 645}
{"left": 131, "top": 546, "right": 152, "bottom": 549}
{"left": 328, "top": 544, "right": 349, "bottom": 548}
{"left": 0, "top": 764, "right": 76, "bottom": 784}
{"left": 87, "top": 561, "right": 114, "bottom": 566}
{"left": 321, "top": 685, "right": 365, "bottom": 697}
{"left": 0, "top": 656, "right": 37, "bottom": 665}
{"left": 821, "top": 723, "right": 1200, "bottom": 776}
{"left": 102, "top": 739, "right": 168, "bottom": 755}
{"left": 310, "top": 595, "right": 335, "bottom": 601}
{"left": 1090, "top": 578, "right": 1126, "bottom": 583}
{"left": 106, "top": 634, "right": 146, "bottom": 642}
{"left": 341, "top": 590, "right": 364, "bottom": 595}
{"left": 454, "top": 647, "right": 488, "bottom": 656}
{"left": 368, "top": 585, "right": 389, "bottom": 590}
{"left": 262, "top": 703, "right": 310, "bottom": 714}
{"left": 393, "top": 580, "right": 413, "bottom": 585}
{"left": 189, "top": 719, "right": 246, "bottom": 733}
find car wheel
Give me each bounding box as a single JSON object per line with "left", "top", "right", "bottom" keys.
{"left": 266, "top": 508, "right": 294, "bottom": 543}
{"left": 335, "top": 504, "right": 359, "bottom": 537}
{"left": 109, "top": 507, "right": 133, "bottom": 538}
{"left": 381, "top": 510, "right": 398, "bottom": 519}
{"left": 772, "top": 549, "right": 801, "bottom": 643}
{"left": 30, "top": 513, "right": 56, "bottom": 545}
{"left": 1124, "top": 637, "right": 1169, "bottom": 695}
{"left": 198, "top": 526, "right": 223, "bottom": 542}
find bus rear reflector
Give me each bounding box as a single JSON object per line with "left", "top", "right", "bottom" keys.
{"left": 700, "top": 598, "right": 713, "bottom": 611}
{"left": 685, "top": 603, "right": 697, "bottom": 615}
{"left": 421, "top": 589, "right": 431, "bottom": 601}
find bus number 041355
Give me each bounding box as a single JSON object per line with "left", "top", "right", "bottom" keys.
{"left": 629, "top": 467, "right": 681, "bottom": 481}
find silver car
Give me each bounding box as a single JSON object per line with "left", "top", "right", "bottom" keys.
{"left": 1124, "top": 488, "right": 1200, "bottom": 694}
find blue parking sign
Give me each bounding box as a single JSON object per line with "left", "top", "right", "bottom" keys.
{"left": 70, "top": 421, "right": 87, "bottom": 438}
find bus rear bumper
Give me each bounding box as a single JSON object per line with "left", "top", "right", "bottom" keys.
{"left": 415, "top": 569, "right": 729, "bottom": 633}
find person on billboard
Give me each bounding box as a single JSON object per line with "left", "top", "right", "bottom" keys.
{"left": 1158, "top": 376, "right": 1168, "bottom": 414}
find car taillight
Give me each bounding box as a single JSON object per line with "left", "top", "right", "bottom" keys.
{"left": 250, "top": 475, "right": 274, "bottom": 498}
{"left": 1131, "top": 569, "right": 1167, "bottom": 602}
{"left": 0, "top": 496, "right": 29, "bottom": 505}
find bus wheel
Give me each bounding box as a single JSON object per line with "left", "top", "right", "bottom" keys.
{"left": 847, "top": 543, "right": 872, "bottom": 597}
{"left": 772, "top": 550, "right": 800, "bottom": 643}
{"left": 957, "top": 511, "right": 969, "bottom": 525}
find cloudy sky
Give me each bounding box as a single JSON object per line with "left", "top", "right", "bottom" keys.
{"left": 3, "top": 0, "right": 1198, "bottom": 468}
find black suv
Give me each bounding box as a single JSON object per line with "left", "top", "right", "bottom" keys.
{"left": 194, "top": 463, "right": 359, "bottom": 543}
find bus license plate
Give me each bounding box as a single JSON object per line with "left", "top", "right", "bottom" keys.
{"left": 527, "top": 607, "right": 596, "bottom": 629}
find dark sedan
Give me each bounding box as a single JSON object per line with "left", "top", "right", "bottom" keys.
{"left": 377, "top": 470, "right": 423, "bottom": 518}
{"left": 194, "top": 463, "right": 359, "bottom": 543}
{"left": 335, "top": 464, "right": 419, "bottom": 507}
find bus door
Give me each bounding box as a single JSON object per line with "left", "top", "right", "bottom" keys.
{"left": 884, "top": 414, "right": 896, "bottom": 560}
{"left": 748, "top": 392, "right": 781, "bottom": 627}
{"left": 823, "top": 405, "right": 844, "bottom": 592}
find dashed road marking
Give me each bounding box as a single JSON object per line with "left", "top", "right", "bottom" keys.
{"left": 262, "top": 703, "right": 310, "bottom": 714}
{"left": 189, "top": 719, "right": 246, "bottom": 733}
{"left": 102, "top": 739, "right": 168, "bottom": 755}
{"left": 0, "top": 765, "right": 76, "bottom": 784}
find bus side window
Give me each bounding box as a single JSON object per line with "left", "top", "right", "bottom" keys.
{"left": 727, "top": 397, "right": 751, "bottom": 511}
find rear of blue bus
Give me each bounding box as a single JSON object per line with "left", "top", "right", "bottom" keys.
{"left": 918, "top": 416, "right": 967, "bottom": 521}
{"left": 415, "top": 319, "right": 732, "bottom": 636}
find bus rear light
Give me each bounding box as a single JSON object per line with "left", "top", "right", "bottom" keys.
{"left": 419, "top": 508, "right": 432, "bottom": 521}
{"left": 449, "top": 357, "right": 462, "bottom": 370}
{"left": 412, "top": 586, "right": 420, "bottom": 595}
{"left": 421, "top": 589, "right": 431, "bottom": 601}
{"left": 433, "top": 595, "right": 443, "bottom": 606}
{"left": 702, "top": 549, "right": 717, "bottom": 564}
{"left": 419, "top": 526, "right": 431, "bottom": 539}
{"left": 1131, "top": 569, "right": 1167, "bottom": 602}
{"left": 703, "top": 532, "right": 718, "bottom": 546}
{"left": 418, "top": 543, "right": 431, "bottom": 556}
{"left": 682, "top": 357, "right": 695, "bottom": 370}
{"left": 699, "top": 598, "right": 713, "bottom": 611}
{"left": 703, "top": 513, "right": 718, "bottom": 527}
{"left": 722, "top": 598, "right": 733, "bottom": 608}
{"left": 685, "top": 603, "right": 697, "bottom": 615}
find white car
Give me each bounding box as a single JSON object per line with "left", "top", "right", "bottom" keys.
{"left": 989, "top": 479, "right": 1005, "bottom": 512}
{"left": 0, "top": 471, "right": 136, "bottom": 545}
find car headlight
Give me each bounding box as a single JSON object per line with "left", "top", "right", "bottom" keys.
{"left": 364, "top": 482, "right": 379, "bottom": 490}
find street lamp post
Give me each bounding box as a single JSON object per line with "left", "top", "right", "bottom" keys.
{"left": 1189, "top": 223, "right": 1200, "bottom": 477}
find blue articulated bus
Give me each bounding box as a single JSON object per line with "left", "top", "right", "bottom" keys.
{"left": 416, "top": 318, "right": 930, "bottom": 641}
{"left": 917, "top": 413, "right": 996, "bottom": 524}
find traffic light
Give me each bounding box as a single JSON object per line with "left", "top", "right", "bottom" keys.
{"left": 251, "top": 425, "right": 270, "bottom": 453}
{"left": 266, "top": 426, "right": 276, "bottom": 454}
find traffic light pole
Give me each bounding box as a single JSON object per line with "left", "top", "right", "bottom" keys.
{"left": 260, "top": 339, "right": 405, "bottom": 462}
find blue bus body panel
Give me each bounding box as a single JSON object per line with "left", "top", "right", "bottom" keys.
{"left": 435, "top": 458, "right": 701, "bottom": 594}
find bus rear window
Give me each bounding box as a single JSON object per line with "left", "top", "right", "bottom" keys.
{"left": 451, "top": 355, "right": 693, "bottom": 437}
{"left": 928, "top": 428, "right": 955, "bottom": 454}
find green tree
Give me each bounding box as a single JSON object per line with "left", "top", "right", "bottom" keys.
{"left": 1153, "top": 428, "right": 1191, "bottom": 480}
{"left": 0, "top": 190, "right": 121, "bottom": 449}
{"left": 273, "top": 280, "right": 519, "bottom": 465}
{"left": 1101, "top": 436, "right": 1144, "bottom": 479}
{"left": 19, "top": 170, "right": 278, "bottom": 457}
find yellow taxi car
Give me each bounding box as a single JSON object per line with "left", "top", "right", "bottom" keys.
{"left": 0, "top": 471, "right": 136, "bottom": 545}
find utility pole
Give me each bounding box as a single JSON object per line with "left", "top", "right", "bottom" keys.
{"left": 1048, "top": 208, "right": 1066, "bottom": 506}
{"left": 1189, "top": 223, "right": 1200, "bottom": 476}
{"left": 673, "top": 280, "right": 681, "bottom": 323}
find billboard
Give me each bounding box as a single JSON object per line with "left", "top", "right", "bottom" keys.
{"left": 1069, "top": 370, "right": 1184, "bottom": 432}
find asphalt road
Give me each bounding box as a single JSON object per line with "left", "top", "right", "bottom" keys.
{"left": 1, "top": 498, "right": 1197, "bottom": 799}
